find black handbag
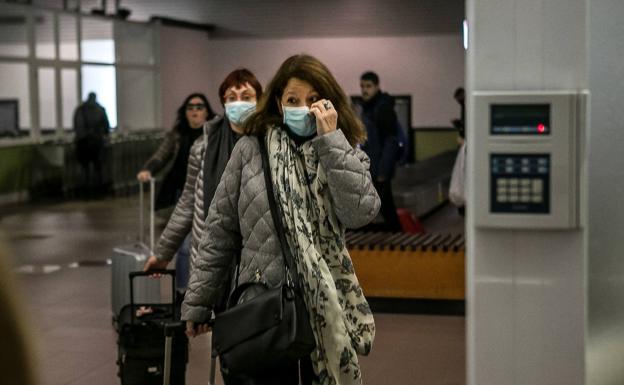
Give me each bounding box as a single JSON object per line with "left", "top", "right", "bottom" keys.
{"left": 211, "top": 135, "right": 315, "bottom": 376}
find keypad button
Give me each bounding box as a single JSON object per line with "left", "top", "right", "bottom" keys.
{"left": 497, "top": 179, "right": 508, "bottom": 187}
{"left": 531, "top": 194, "right": 543, "bottom": 203}
{"left": 498, "top": 187, "right": 508, "bottom": 194}
{"left": 532, "top": 179, "right": 543, "bottom": 193}
{"left": 521, "top": 179, "right": 531, "bottom": 187}
{"left": 498, "top": 194, "right": 508, "bottom": 203}
{"left": 509, "top": 179, "right": 519, "bottom": 187}
{"left": 509, "top": 194, "right": 519, "bottom": 202}
{"left": 520, "top": 195, "right": 530, "bottom": 203}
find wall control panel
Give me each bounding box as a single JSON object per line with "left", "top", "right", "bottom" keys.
{"left": 473, "top": 91, "right": 586, "bottom": 229}
{"left": 490, "top": 153, "right": 550, "bottom": 214}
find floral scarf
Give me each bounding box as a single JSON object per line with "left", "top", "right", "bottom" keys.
{"left": 266, "top": 126, "right": 375, "bottom": 385}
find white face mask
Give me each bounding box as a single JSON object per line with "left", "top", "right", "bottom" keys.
{"left": 224, "top": 101, "right": 256, "bottom": 125}
{"left": 282, "top": 106, "right": 316, "bottom": 137}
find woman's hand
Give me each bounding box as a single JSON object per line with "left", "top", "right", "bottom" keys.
{"left": 137, "top": 170, "right": 152, "bottom": 182}
{"left": 310, "top": 99, "right": 338, "bottom": 136}
{"left": 142, "top": 255, "right": 169, "bottom": 277}
{"left": 186, "top": 320, "right": 211, "bottom": 338}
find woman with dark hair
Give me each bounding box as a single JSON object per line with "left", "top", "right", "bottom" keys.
{"left": 137, "top": 93, "right": 214, "bottom": 296}
{"left": 143, "top": 70, "right": 262, "bottom": 301}
{"left": 183, "top": 55, "right": 380, "bottom": 385}
{"left": 137, "top": 93, "right": 215, "bottom": 210}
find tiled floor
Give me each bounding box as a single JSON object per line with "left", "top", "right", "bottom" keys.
{"left": 1, "top": 196, "right": 465, "bottom": 385}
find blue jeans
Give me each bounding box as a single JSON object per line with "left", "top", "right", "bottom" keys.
{"left": 175, "top": 233, "right": 191, "bottom": 293}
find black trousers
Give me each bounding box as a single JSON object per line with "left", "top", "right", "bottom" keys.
{"left": 222, "top": 357, "right": 317, "bottom": 385}
{"left": 373, "top": 180, "right": 403, "bottom": 232}
{"left": 75, "top": 137, "right": 105, "bottom": 197}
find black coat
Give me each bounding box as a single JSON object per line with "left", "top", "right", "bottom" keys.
{"left": 141, "top": 127, "right": 202, "bottom": 210}
{"left": 359, "top": 92, "right": 400, "bottom": 179}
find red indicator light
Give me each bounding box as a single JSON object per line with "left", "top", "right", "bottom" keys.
{"left": 537, "top": 123, "right": 546, "bottom": 133}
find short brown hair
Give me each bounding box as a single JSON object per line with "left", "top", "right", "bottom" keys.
{"left": 218, "top": 68, "right": 263, "bottom": 105}
{"left": 360, "top": 71, "right": 379, "bottom": 85}
{"left": 243, "top": 55, "right": 366, "bottom": 146}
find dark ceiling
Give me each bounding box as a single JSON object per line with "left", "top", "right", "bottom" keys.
{"left": 32, "top": 0, "right": 465, "bottom": 38}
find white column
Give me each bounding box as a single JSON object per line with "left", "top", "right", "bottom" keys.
{"left": 466, "top": 0, "right": 588, "bottom": 384}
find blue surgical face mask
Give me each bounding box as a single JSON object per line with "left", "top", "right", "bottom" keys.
{"left": 282, "top": 106, "right": 316, "bottom": 137}
{"left": 225, "top": 101, "right": 256, "bottom": 126}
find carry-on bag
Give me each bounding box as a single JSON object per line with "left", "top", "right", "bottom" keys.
{"left": 211, "top": 136, "right": 315, "bottom": 376}
{"left": 111, "top": 179, "right": 161, "bottom": 324}
{"left": 117, "top": 270, "right": 188, "bottom": 385}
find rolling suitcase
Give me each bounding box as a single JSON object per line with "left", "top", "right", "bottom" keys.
{"left": 112, "top": 179, "right": 161, "bottom": 324}
{"left": 117, "top": 270, "right": 188, "bottom": 385}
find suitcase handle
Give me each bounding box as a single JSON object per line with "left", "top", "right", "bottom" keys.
{"left": 139, "top": 178, "right": 155, "bottom": 251}
{"left": 163, "top": 321, "right": 186, "bottom": 385}
{"left": 129, "top": 269, "right": 176, "bottom": 324}
{"left": 163, "top": 320, "right": 217, "bottom": 385}
{"left": 164, "top": 321, "right": 184, "bottom": 336}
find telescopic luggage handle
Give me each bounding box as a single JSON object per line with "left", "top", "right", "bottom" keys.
{"left": 162, "top": 321, "right": 214, "bottom": 385}
{"left": 129, "top": 269, "right": 176, "bottom": 324}
{"left": 139, "top": 177, "right": 155, "bottom": 251}
{"left": 209, "top": 355, "right": 216, "bottom": 385}
{"left": 163, "top": 321, "right": 185, "bottom": 385}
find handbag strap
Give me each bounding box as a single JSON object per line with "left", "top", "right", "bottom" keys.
{"left": 257, "top": 135, "right": 299, "bottom": 289}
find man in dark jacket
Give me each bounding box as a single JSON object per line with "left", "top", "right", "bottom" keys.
{"left": 73, "top": 92, "right": 110, "bottom": 197}
{"left": 359, "top": 71, "right": 402, "bottom": 232}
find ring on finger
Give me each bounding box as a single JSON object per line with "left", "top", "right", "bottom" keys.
{"left": 323, "top": 101, "right": 332, "bottom": 110}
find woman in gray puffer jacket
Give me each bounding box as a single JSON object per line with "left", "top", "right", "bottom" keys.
{"left": 183, "top": 55, "right": 380, "bottom": 385}
{"left": 143, "top": 70, "right": 263, "bottom": 296}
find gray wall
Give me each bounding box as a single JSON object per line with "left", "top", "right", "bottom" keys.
{"left": 159, "top": 25, "right": 213, "bottom": 129}
{"left": 587, "top": 0, "right": 624, "bottom": 383}
{"left": 158, "top": 27, "right": 465, "bottom": 128}
{"left": 205, "top": 35, "right": 465, "bottom": 127}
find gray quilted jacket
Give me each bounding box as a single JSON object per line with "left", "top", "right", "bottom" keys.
{"left": 181, "top": 129, "right": 381, "bottom": 322}
{"left": 153, "top": 116, "right": 224, "bottom": 264}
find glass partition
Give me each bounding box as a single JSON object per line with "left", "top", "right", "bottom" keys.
{"left": 82, "top": 64, "right": 117, "bottom": 128}
{"left": 0, "top": 4, "right": 29, "bottom": 58}
{"left": 59, "top": 14, "right": 78, "bottom": 61}
{"left": 61, "top": 68, "right": 79, "bottom": 130}
{"left": 38, "top": 67, "right": 57, "bottom": 130}
{"left": 81, "top": 17, "right": 114, "bottom": 64}
{"left": 0, "top": 63, "right": 30, "bottom": 129}
{"left": 35, "top": 10, "right": 56, "bottom": 60}
{"left": 0, "top": 5, "right": 159, "bottom": 141}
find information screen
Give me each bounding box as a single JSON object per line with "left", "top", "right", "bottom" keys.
{"left": 490, "top": 104, "right": 550, "bottom": 135}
